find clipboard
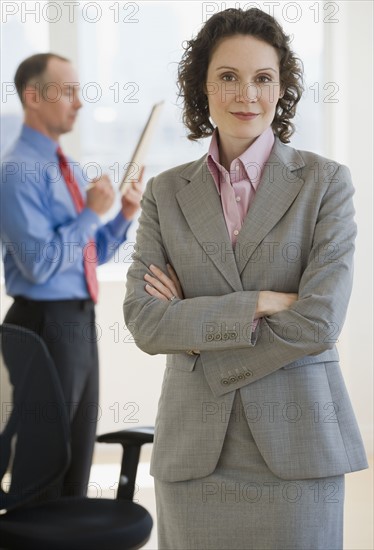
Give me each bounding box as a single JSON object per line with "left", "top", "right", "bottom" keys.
{"left": 119, "top": 101, "right": 164, "bottom": 195}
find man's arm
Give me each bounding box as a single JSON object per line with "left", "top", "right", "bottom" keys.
{"left": 95, "top": 178, "right": 142, "bottom": 265}
{"left": 0, "top": 168, "right": 115, "bottom": 283}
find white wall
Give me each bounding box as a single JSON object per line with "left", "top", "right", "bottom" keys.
{"left": 94, "top": 277, "right": 166, "bottom": 436}
{"left": 323, "top": 0, "right": 373, "bottom": 454}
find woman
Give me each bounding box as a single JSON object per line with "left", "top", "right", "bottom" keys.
{"left": 124, "top": 8, "right": 368, "bottom": 550}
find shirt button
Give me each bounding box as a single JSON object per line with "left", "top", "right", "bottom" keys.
{"left": 236, "top": 196, "right": 241, "bottom": 202}
{"left": 233, "top": 229, "right": 239, "bottom": 236}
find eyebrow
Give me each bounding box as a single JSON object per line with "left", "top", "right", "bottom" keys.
{"left": 215, "top": 66, "right": 277, "bottom": 73}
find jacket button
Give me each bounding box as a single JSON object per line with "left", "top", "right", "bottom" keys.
{"left": 237, "top": 374, "right": 244, "bottom": 380}
{"left": 214, "top": 333, "right": 222, "bottom": 341}
{"left": 245, "top": 371, "right": 253, "bottom": 377}
{"left": 222, "top": 332, "right": 229, "bottom": 340}
{"left": 229, "top": 376, "right": 238, "bottom": 383}
{"left": 206, "top": 334, "right": 214, "bottom": 342}
{"left": 221, "top": 378, "right": 230, "bottom": 385}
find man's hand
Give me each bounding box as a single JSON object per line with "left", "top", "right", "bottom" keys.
{"left": 121, "top": 167, "right": 144, "bottom": 221}
{"left": 86, "top": 175, "right": 115, "bottom": 216}
{"left": 144, "top": 264, "right": 184, "bottom": 301}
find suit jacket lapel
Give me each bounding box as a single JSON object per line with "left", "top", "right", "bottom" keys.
{"left": 176, "top": 156, "right": 243, "bottom": 292}
{"left": 175, "top": 139, "right": 306, "bottom": 287}
{"left": 235, "top": 138, "right": 306, "bottom": 274}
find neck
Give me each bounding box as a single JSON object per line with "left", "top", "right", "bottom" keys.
{"left": 217, "top": 134, "right": 255, "bottom": 171}
{"left": 24, "top": 113, "right": 60, "bottom": 143}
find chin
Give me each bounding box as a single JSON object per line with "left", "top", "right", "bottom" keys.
{"left": 61, "top": 126, "right": 73, "bottom": 134}
{"left": 233, "top": 129, "right": 259, "bottom": 141}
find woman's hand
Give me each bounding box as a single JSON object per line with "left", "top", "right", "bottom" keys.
{"left": 144, "top": 266, "right": 296, "bottom": 315}
{"left": 255, "top": 291, "right": 298, "bottom": 318}
{"left": 144, "top": 264, "right": 184, "bottom": 302}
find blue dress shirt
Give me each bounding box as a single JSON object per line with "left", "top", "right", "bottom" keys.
{"left": 1, "top": 125, "right": 131, "bottom": 299}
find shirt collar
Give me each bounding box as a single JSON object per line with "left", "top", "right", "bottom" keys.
{"left": 20, "top": 124, "right": 60, "bottom": 159}
{"left": 207, "top": 126, "right": 275, "bottom": 193}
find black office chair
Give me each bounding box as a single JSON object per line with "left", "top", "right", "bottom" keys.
{"left": 0, "top": 323, "right": 154, "bottom": 550}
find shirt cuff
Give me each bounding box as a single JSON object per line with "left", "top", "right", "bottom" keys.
{"left": 80, "top": 207, "right": 101, "bottom": 233}
{"left": 107, "top": 211, "right": 132, "bottom": 239}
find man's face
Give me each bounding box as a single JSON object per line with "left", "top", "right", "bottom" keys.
{"left": 26, "top": 58, "right": 82, "bottom": 141}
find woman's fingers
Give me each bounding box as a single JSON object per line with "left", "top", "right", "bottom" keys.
{"left": 144, "top": 272, "right": 177, "bottom": 300}
{"left": 167, "top": 264, "right": 184, "bottom": 299}
{"left": 145, "top": 283, "right": 169, "bottom": 302}
{"left": 145, "top": 264, "right": 184, "bottom": 301}
{"left": 149, "top": 265, "right": 177, "bottom": 292}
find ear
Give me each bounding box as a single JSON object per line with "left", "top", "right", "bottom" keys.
{"left": 23, "top": 84, "right": 41, "bottom": 111}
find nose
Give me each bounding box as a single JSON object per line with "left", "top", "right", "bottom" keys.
{"left": 74, "top": 95, "right": 83, "bottom": 110}
{"left": 238, "top": 83, "right": 260, "bottom": 103}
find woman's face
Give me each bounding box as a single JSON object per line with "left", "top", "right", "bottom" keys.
{"left": 205, "top": 34, "right": 282, "bottom": 152}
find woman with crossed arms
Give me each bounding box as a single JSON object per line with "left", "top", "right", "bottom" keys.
{"left": 124, "top": 7, "right": 368, "bottom": 550}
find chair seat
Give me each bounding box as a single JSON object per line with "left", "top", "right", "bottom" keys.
{"left": 0, "top": 497, "right": 153, "bottom": 550}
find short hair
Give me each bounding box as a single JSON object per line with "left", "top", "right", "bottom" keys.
{"left": 14, "top": 53, "right": 70, "bottom": 105}
{"left": 177, "top": 8, "right": 304, "bottom": 143}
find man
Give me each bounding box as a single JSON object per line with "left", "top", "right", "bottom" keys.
{"left": 0, "top": 53, "right": 142, "bottom": 497}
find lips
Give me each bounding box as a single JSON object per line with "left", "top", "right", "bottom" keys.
{"left": 231, "top": 112, "right": 259, "bottom": 121}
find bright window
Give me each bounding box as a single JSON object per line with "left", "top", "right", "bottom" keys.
{"left": 1, "top": 1, "right": 49, "bottom": 153}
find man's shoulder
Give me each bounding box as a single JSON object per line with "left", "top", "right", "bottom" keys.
{"left": 1, "top": 137, "right": 22, "bottom": 163}
{"left": 1, "top": 136, "right": 49, "bottom": 189}
{"left": 1, "top": 135, "right": 38, "bottom": 166}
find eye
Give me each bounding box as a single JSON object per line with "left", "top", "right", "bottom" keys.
{"left": 221, "top": 73, "right": 237, "bottom": 82}
{"left": 256, "top": 75, "right": 273, "bottom": 84}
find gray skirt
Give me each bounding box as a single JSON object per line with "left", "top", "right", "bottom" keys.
{"left": 154, "top": 391, "right": 344, "bottom": 550}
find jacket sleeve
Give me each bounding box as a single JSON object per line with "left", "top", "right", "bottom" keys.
{"left": 123, "top": 176, "right": 261, "bottom": 354}
{"left": 124, "top": 162, "right": 356, "bottom": 388}
{"left": 261, "top": 163, "right": 356, "bottom": 356}
{"left": 199, "top": 162, "right": 357, "bottom": 396}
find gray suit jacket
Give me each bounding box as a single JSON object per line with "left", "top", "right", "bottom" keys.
{"left": 124, "top": 137, "right": 368, "bottom": 482}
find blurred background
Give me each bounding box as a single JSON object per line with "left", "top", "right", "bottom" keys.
{"left": 1, "top": 2, "right": 373, "bottom": 548}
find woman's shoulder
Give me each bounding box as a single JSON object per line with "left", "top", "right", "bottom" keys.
{"left": 274, "top": 138, "right": 353, "bottom": 188}
{"left": 151, "top": 154, "right": 207, "bottom": 187}
{"left": 276, "top": 138, "right": 345, "bottom": 170}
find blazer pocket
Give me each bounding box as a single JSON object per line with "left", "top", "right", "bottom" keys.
{"left": 166, "top": 353, "right": 199, "bottom": 372}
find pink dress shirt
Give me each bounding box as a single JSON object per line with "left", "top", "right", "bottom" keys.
{"left": 206, "top": 126, "right": 275, "bottom": 331}
{"left": 207, "top": 126, "right": 275, "bottom": 246}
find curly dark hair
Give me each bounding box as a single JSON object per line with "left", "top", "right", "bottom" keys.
{"left": 177, "top": 8, "right": 304, "bottom": 143}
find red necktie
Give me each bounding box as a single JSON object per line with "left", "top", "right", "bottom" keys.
{"left": 57, "top": 146, "right": 99, "bottom": 303}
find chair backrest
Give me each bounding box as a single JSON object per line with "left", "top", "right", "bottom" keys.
{"left": 0, "top": 324, "right": 70, "bottom": 512}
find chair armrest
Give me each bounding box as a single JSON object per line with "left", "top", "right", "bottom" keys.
{"left": 96, "top": 427, "right": 154, "bottom": 501}
{"left": 96, "top": 427, "right": 154, "bottom": 446}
